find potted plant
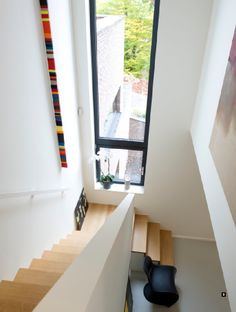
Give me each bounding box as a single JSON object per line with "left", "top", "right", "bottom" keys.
{"left": 100, "top": 172, "right": 114, "bottom": 189}
{"left": 99, "top": 156, "right": 114, "bottom": 189}
{"left": 95, "top": 151, "right": 114, "bottom": 190}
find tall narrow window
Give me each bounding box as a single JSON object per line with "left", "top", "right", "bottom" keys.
{"left": 90, "top": 0, "right": 160, "bottom": 186}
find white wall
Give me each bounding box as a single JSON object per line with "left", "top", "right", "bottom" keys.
{"left": 191, "top": 0, "right": 236, "bottom": 310}
{"left": 0, "top": 0, "right": 83, "bottom": 280}
{"left": 73, "top": 0, "right": 214, "bottom": 239}
{"left": 34, "top": 194, "right": 134, "bottom": 312}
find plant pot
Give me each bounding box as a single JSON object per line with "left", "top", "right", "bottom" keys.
{"left": 101, "top": 181, "right": 112, "bottom": 189}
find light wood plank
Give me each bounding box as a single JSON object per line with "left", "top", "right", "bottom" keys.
{"left": 132, "top": 214, "right": 148, "bottom": 253}
{"left": 66, "top": 232, "right": 91, "bottom": 241}
{"left": 42, "top": 251, "right": 77, "bottom": 263}
{"left": 67, "top": 232, "right": 93, "bottom": 244}
{"left": 29, "top": 259, "right": 70, "bottom": 274}
{"left": 146, "top": 222, "right": 161, "bottom": 262}
{"left": 58, "top": 238, "right": 87, "bottom": 248}
{"left": 51, "top": 244, "right": 82, "bottom": 255}
{"left": 80, "top": 203, "right": 116, "bottom": 236}
{"left": 0, "top": 281, "right": 49, "bottom": 305}
{"left": 14, "top": 269, "right": 61, "bottom": 287}
{"left": 0, "top": 299, "right": 35, "bottom": 312}
{"left": 160, "top": 230, "right": 174, "bottom": 265}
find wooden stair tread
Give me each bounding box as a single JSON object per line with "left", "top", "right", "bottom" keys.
{"left": 58, "top": 238, "right": 87, "bottom": 248}
{"left": 42, "top": 250, "right": 78, "bottom": 263}
{"left": 67, "top": 231, "right": 91, "bottom": 240}
{"left": 81, "top": 203, "right": 116, "bottom": 237}
{"left": 132, "top": 214, "right": 148, "bottom": 253}
{"left": 14, "top": 269, "right": 61, "bottom": 287}
{"left": 0, "top": 281, "right": 49, "bottom": 304}
{"left": 0, "top": 299, "right": 35, "bottom": 312}
{"left": 160, "top": 230, "right": 174, "bottom": 265}
{"left": 29, "top": 259, "right": 70, "bottom": 274}
{"left": 68, "top": 232, "right": 93, "bottom": 244}
{"left": 146, "top": 222, "right": 160, "bottom": 262}
{"left": 51, "top": 244, "right": 83, "bottom": 255}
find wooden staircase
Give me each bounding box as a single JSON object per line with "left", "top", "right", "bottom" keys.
{"left": 132, "top": 214, "right": 174, "bottom": 265}
{"left": 0, "top": 205, "right": 174, "bottom": 311}
{"left": 0, "top": 203, "right": 115, "bottom": 312}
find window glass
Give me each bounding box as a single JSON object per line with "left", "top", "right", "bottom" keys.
{"left": 96, "top": 1, "right": 155, "bottom": 141}
{"left": 98, "top": 147, "right": 143, "bottom": 184}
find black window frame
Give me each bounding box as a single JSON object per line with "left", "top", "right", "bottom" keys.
{"left": 89, "top": 0, "right": 160, "bottom": 186}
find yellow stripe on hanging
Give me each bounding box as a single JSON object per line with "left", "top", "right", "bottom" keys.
{"left": 41, "top": 10, "right": 49, "bottom": 14}
{"left": 42, "top": 18, "right": 50, "bottom": 22}
{"left": 56, "top": 126, "right": 64, "bottom": 134}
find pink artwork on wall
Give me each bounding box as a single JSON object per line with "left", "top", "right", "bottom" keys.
{"left": 210, "top": 26, "right": 236, "bottom": 223}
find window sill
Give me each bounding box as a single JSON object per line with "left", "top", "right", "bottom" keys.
{"left": 94, "top": 182, "right": 144, "bottom": 194}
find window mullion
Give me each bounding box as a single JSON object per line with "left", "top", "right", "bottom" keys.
{"left": 96, "top": 138, "right": 146, "bottom": 151}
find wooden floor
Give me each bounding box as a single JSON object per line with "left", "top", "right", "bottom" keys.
{"left": 0, "top": 203, "right": 115, "bottom": 312}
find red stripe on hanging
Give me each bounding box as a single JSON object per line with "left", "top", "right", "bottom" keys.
{"left": 41, "top": 14, "right": 49, "bottom": 18}
{"left": 47, "top": 58, "right": 55, "bottom": 70}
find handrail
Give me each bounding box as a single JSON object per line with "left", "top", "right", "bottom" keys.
{"left": 0, "top": 187, "right": 69, "bottom": 199}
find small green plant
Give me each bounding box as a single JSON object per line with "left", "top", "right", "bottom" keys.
{"left": 100, "top": 172, "right": 114, "bottom": 183}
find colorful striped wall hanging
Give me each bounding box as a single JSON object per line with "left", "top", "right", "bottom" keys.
{"left": 39, "top": 0, "right": 68, "bottom": 168}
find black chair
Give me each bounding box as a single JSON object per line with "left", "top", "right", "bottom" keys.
{"left": 143, "top": 256, "right": 179, "bottom": 307}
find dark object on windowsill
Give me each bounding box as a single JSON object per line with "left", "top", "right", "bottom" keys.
{"left": 143, "top": 256, "right": 179, "bottom": 307}
{"left": 100, "top": 173, "right": 114, "bottom": 189}
{"left": 101, "top": 180, "right": 113, "bottom": 189}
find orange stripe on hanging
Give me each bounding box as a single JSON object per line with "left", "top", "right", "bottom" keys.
{"left": 59, "top": 149, "right": 66, "bottom": 155}
{"left": 44, "top": 33, "right": 52, "bottom": 40}
{"left": 43, "top": 22, "right": 51, "bottom": 34}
